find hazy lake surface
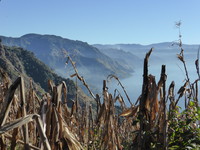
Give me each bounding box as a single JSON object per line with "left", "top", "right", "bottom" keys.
{"left": 108, "top": 48, "right": 199, "bottom": 109}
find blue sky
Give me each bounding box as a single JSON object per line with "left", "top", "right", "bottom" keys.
{"left": 0, "top": 0, "right": 199, "bottom": 44}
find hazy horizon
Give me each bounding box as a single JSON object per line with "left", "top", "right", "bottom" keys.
{"left": 1, "top": 33, "right": 200, "bottom": 46}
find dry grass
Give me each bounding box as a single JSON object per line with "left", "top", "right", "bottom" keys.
{"left": 0, "top": 48, "right": 199, "bottom": 150}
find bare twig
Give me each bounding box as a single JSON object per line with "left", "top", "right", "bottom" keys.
{"left": 66, "top": 55, "right": 96, "bottom": 100}
{"left": 107, "top": 74, "right": 133, "bottom": 106}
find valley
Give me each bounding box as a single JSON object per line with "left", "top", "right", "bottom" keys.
{"left": 1, "top": 34, "right": 199, "bottom": 107}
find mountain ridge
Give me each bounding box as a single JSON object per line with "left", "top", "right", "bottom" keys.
{"left": 93, "top": 42, "right": 200, "bottom": 52}
{"left": 0, "top": 34, "right": 133, "bottom": 85}
{"left": 0, "top": 42, "right": 94, "bottom": 106}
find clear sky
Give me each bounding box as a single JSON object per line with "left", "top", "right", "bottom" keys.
{"left": 0, "top": 0, "right": 199, "bottom": 45}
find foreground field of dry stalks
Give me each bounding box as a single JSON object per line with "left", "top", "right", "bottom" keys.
{"left": 0, "top": 46, "right": 200, "bottom": 150}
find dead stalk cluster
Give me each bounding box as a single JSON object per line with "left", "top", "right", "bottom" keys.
{"left": 0, "top": 47, "right": 199, "bottom": 150}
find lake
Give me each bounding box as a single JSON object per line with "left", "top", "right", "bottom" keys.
{"left": 107, "top": 47, "right": 200, "bottom": 109}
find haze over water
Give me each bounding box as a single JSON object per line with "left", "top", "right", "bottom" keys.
{"left": 108, "top": 45, "right": 200, "bottom": 109}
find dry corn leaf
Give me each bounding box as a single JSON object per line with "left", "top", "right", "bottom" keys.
{"left": 177, "top": 54, "right": 184, "bottom": 62}
{"left": 120, "top": 106, "right": 139, "bottom": 117}
{"left": 70, "top": 73, "right": 77, "bottom": 78}
{"left": 63, "top": 125, "right": 83, "bottom": 150}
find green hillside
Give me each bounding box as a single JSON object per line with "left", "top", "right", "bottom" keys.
{"left": 0, "top": 42, "right": 93, "bottom": 105}
{"left": 0, "top": 34, "right": 133, "bottom": 82}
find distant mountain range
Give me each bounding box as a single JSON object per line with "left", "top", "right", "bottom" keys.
{"left": 0, "top": 34, "right": 133, "bottom": 86}
{"left": 1, "top": 34, "right": 199, "bottom": 94}
{"left": 93, "top": 43, "right": 200, "bottom": 65}
{"left": 0, "top": 43, "right": 93, "bottom": 106}
{"left": 93, "top": 45, "right": 142, "bottom": 70}
{"left": 93, "top": 43, "right": 199, "bottom": 53}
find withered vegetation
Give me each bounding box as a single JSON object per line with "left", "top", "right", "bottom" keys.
{"left": 0, "top": 44, "right": 200, "bottom": 149}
